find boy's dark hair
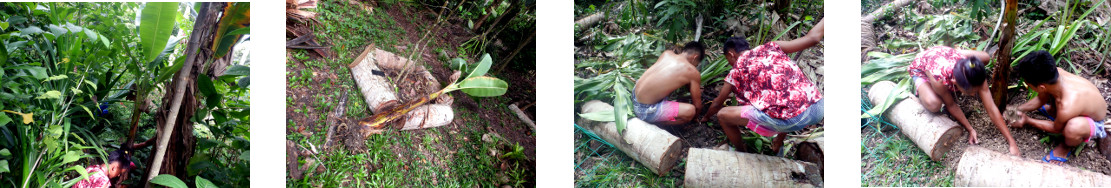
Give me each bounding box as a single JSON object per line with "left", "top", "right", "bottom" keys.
{"left": 1016, "top": 50, "right": 1059, "bottom": 85}
{"left": 723, "top": 36, "right": 751, "bottom": 54}
{"left": 678, "top": 41, "right": 705, "bottom": 63}
{"left": 107, "top": 149, "right": 132, "bottom": 170}
{"left": 952, "top": 56, "right": 987, "bottom": 90}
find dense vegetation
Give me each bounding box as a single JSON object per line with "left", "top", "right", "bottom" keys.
{"left": 574, "top": 0, "right": 823, "bottom": 186}
{"left": 0, "top": 2, "right": 249, "bottom": 187}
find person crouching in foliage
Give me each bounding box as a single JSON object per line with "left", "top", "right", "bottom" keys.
{"left": 630, "top": 41, "right": 706, "bottom": 126}
{"left": 701, "top": 19, "right": 824, "bottom": 154}
{"left": 1010, "top": 51, "right": 1107, "bottom": 165}
{"left": 73, "top": 149, "right": 135, "bottom": 188}
{"left": 907, "top": 45, "right": 1021, "bottom": 156}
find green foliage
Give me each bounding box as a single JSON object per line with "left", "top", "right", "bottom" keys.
{"left": 138, "top": 2, "right": 179, "bottom": 63}
{"left": 0, "top": 2, "right": 249, "bottom": 187}
{"left": 443, "top": 53, "right": 509, "bottom": 98}
{"left": 212, "top": 2, "right": 249, "bottom": 59}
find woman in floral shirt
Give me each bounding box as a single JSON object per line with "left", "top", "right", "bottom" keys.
{"left": 908, "top": 46, "right": 1019, "bottom": 156}
{"left": 73, "top": 150, "right": 133, "bottom": 188}
{"left": 702, "top": 19, "right": 824, "bottom": 154}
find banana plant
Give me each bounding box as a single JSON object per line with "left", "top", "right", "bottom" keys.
{"left": 357, "top": 53, "right": 508, "bottom": 134}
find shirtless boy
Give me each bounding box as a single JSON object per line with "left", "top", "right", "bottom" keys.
{"left": 1011, "top": 50, "right": 1107, "bottom": 165}
{"left": 631, "top": 42, "right": 705, "bottom": 125}
{"left": 701, "top": 19, "right": 824, "bottom": 153}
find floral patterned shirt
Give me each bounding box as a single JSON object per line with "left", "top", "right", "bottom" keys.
{"left": 724, "top": 42, "right": 822, "bottom": 119}
{"left": 72, "top": 164, "right": 110, "bottom": 188}
{"left": 908, "top": 46, "right": 963, "bottom": 91}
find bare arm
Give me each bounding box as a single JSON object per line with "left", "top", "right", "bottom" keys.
{"left": 702, "top": 84, "right": 734, "bottom": 121}
{"left": 1017, "top": 92, "right": 1050, "bottom": 112}
{"left": 979, "top": 86, "right": 1012, "bottom": 136}
{"left": 688, "top": 69, "right": 703, "bottom": 117}
{"left": 927, "top": 72, "right": 979, "bottom": 144}
{"left": 979, "top": 85, "right": 1020, "bottom": 155}
{"left": 958, "top": 49, "right": 991, "bottom": 62}
{"left": 774, "top": 18, "right": 824, "bottom": 54}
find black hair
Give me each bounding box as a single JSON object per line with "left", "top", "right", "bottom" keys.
{"left": 1016, "top": 50, "right": 1059, "bottom": 86}
{"left": 722, "top": 36, "right": 751, "bottom": 54}
{"left": 678, "top": 41, "right": 705, "bottom": 64}
{"left": 952, "top": 56, "right": 987, "bottom": 90}
{"left": 107, "top": 149, "right": 132, "bottom": 170}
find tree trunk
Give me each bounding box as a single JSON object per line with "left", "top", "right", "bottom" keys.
{"left": 867, "top": 81, "right": 963, "bottom": 161}
{"left": 794, "top": 137, "right": 823, "bottom": 175}
{"left": 577, "top": 100, "right": 685, "bottom": 176}
{"left": 471, "top": 0, "right": 504, "bottom": 30}
{"left": 860, "top": 0, "right": 915, "bottom": 59}
{"left": 144, "top": 2, "right": 223, "bottom": 186}
{"left": 496, "top": 30, "right": 535, "bottom": 73}
{"left": 954, "top": 146, "right": 1111, "bottom": 186}
{"left": 990, "top": 0, "right": 1017, "bottom": 111}
{"left": 684, "top": 148, "right": 822, "bottom": 188}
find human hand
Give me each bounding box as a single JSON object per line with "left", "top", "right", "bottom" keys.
{"left": 968, "top": 129, "right": 979, "bottom": 145}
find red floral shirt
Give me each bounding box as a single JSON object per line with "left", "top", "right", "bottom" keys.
{"left": 908, "top": 46, "right": 963, "bottom": 91}
{"left": 72, "top": 164, "right": 110, "bottom": 188}
{"left": 725, "top": 42, "right": 822, "bottom": 119}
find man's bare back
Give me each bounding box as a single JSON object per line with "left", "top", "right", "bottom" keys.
{"left": 634, "top": 50, "right": 701, "bottom": 104}
{"left": 1050, "top": 68, "right": 1107, "bottom": 120}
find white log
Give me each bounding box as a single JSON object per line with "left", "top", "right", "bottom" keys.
{"left": 794, "top": 137, "right": 824, "bottom": 175}
{"left": 868, "top": 81, "right": 963, "bottom": 161}
{"left": 954, "top": 146, "right": 1111, "bottom": 187}
{"left": 349, "top": 45, "right": 399, "bottom": 113}
{"left": 578, "top": 100, "right": 685, "bottom": 175}
{"left": 684, "top": 148, "right": 822, "bottom": 188}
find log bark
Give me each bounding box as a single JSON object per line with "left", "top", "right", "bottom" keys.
{"left": 577, "top": 100, "right": 685, "bottom": 175}
{"left": 990, "top": 0, "right": 1017, "bottom": 111}
{"left": 574, "top": 12, "right": 604, "bottom": 33}
{"left": 684, "top": 148, "right": 822, "bottom": 188}
{"left": 508, "top": 104, "right": 534, "bottom": 129}
{"left": 349, "top": 45, "right": 453, "bottom": 130}
{"left": 860, "top": 0, "right": 915, "bottom": 59}
{"left": 349, "top": 44, "right": 400, "bottom": 113}
{"left": 954, "top": 146, "right": 1111, "bottom": 186}
{"left": 794, "top": 137, "right": 824, "bottom": 175}
{"left": 867, "top": 81, "right": 963, "bottom": 161}
{"left": 146, "top": 2, "right": 222, "bottom": 186}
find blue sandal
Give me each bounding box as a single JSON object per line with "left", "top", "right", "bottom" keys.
{"left": 1038, "top": 105, "right": 1056, "bottom": 121}
{"left": 1043, "top": 151, "right": 1068, "bottom": 165}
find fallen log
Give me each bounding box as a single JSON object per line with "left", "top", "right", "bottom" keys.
{"left": 684, "top": 148, "right": 822, "bottom": 188}
{"left": 509, "top": 104, "right": 535, "bottom": 129}
{"left": 794, "top": 137, "right": 824, "bottom": 175}
{"left": 578, "top": 100, "right": 685, "bottom": 175}
{"left": 954, "top": 146, "right": 1111, "bottom": 186}
{"left": 574, "top": 12, "right": 604, "bottom": 33}
{"left": 867, "top": 81, "right": 963, "bottom": 161}
{"left": 349, "top": 44, "right": 453, "bottom": 130}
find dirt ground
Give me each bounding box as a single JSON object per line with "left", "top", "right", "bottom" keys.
{"left": 287, "top": 1, "right": 536, "bottom": 186}
{"left": 939, "top": 75, "right": 1111, "bottom": 175}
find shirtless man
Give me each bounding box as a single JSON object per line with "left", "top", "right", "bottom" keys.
{"left": 1011, "top": 50, "right": 1107, "bottom": 165}
{"left": 631, "top": 42, "right": 705, "bottom": 125}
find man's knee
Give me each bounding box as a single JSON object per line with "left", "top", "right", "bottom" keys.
{"left": 717, "top": 107, "right": 743, "bottom": 121}
{"left": 1064, "top": 118, "right": 1092, "bottom": 144}
{"left": 675, "top": 103, "right": 696, "bottom": 123}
